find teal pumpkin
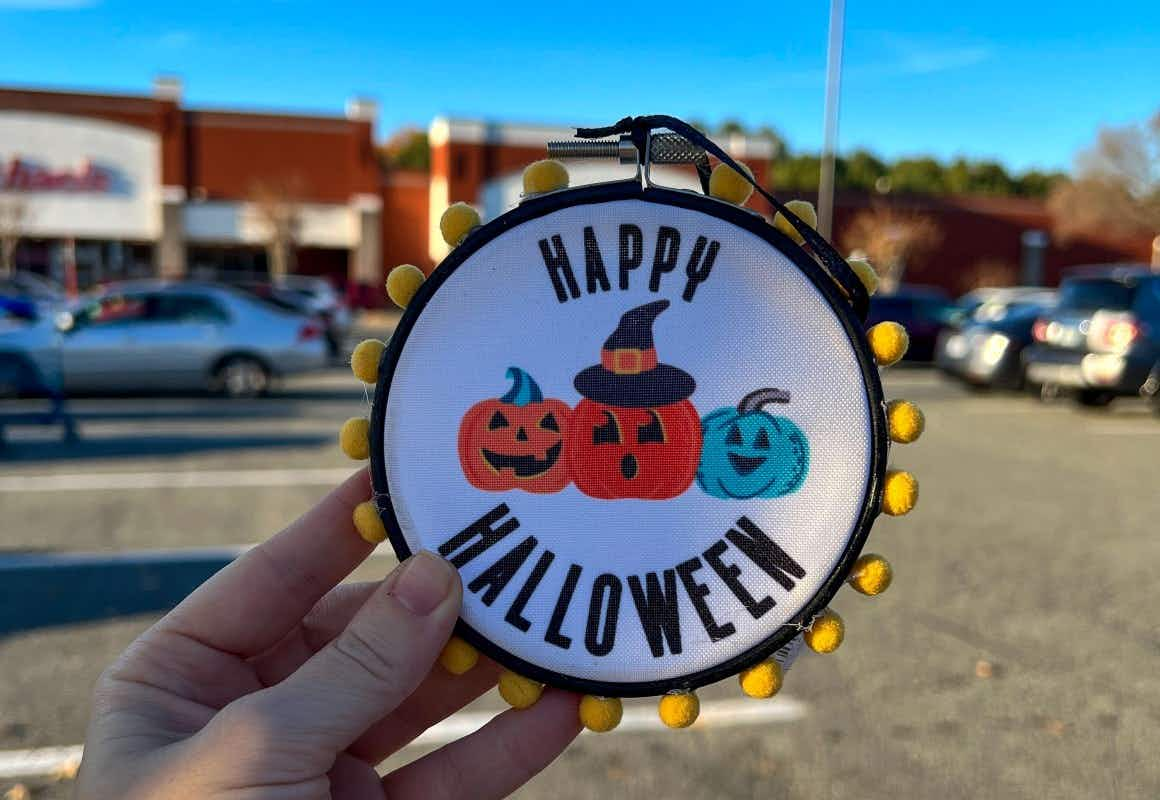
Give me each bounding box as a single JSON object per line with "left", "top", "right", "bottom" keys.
{"left": 697, "top": 388, "right": 810, "bottom": 500}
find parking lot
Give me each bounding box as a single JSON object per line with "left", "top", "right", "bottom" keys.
{"left": 1, "top": 366, "right": 1157, "bottom": 799}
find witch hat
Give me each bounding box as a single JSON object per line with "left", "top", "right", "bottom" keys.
{"left": 574, "top": 300, "right": 695, "bottom": 407}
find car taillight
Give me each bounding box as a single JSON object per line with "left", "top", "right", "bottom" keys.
{"left": 1032, "top": 318, "right": 1048, "bottom": 342}
{"left": 1088, "top": 312, "right": 1138, "bottom": 353}
{"left": 297, "top": 321, "right": 322, "bottom": 341}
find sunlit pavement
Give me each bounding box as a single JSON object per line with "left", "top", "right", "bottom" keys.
{"left": 1, "top": 368, "right": 1157, "bottom": 799}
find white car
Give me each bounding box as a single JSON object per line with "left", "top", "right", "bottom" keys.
{"left": 3, "top": 281, "right": 329, "bottom": 398}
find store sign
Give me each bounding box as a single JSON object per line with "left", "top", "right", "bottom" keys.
{"left": 1, "top": 156, "right": 112, "bottom": 193}
{"left": 0, "top": 112, "right": 159, "bottom": 239}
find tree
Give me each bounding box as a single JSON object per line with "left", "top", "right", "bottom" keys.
{"left": 840, "top": 204, "right": 943, "bottom": 293}
{"left": 248, "top": 177, "right": 303, "bottom": 278}
{"left": 844, "top": 150, "right": 888, "bottom": 192}
{"left": 0, "top": 196, "right": 29, "bottom": 277}
{"left": 381, "top": 129, "right": 430, "bottom": 171}
{"left": 1048, "top": 111, "right": 1159, "bottom": 263}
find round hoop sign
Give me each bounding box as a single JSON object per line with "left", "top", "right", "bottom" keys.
{"left": 371, "top": 180, "right": 887, "bottom": 696}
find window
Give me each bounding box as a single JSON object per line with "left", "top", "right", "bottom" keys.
{"left": 152, "top": 294, "right": 229, "bottom": 323}
{"left": 76, "top": 295, "right": 150, "bottom": 327}
{"left": 1058, "top": 279, "right": 1137, "bottom": 311}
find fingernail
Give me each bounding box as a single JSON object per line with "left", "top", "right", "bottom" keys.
{"left": 391, "top": 551, "right": 454, "bottom": 615}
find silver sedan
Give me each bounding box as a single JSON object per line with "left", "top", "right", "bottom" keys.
{"left": 54, "top": 281, "right": 328, "bottom": 397}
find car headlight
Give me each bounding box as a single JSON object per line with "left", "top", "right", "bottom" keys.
{"left": 979, "top": 333, "right": 1010, "bottom": 367}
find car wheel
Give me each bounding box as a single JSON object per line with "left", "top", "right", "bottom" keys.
{"left": 213, "top": 356, "right": 269, "bottom": 398}
{"left": 1075, "top": 389, "right": 1115, "bottom": 408}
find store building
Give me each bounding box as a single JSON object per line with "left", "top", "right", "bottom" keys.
{"left": 1, "top": 78, "right": 1149, "bottom": 304}
{"left": 0, "top": 78, "right": 381, "bottom": 293}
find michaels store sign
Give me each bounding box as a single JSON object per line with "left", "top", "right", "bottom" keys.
{"left": 0, "top": 111, "right": 160, "bottom": 240}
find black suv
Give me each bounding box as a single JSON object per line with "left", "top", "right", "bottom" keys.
{"left": 1023, "top": 265, "right": 1160, "bottom": 409}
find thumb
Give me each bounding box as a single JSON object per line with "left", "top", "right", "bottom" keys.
{"left": 218, "top": 551, "right": 461, "bottom": 761}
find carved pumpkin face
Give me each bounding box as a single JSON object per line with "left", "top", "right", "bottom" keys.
{"left": 459, "top": 367, "right": 571, "bottom": 493}
{"left": 697, "top": 388, "right": 810, "bottom": 499}
{"left": 565, "top": 399, "right": 702, "bottom": 500}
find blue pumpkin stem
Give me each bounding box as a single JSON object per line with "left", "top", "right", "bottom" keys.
{"left": 738, "top": 387, "right": 791, "bottom": 413}
{"left": 500, "top": 366, "right": 544, "bottom": 407}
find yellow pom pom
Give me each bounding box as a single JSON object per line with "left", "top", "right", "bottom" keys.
{"left": 886, "top": 399, "right": 925, "bottom": 444}
{"left": 438, "top": 636, "right": 479, "bottom": 675}
{"left": 867, "top": 321, "right": 909, "bottom": 366}
{"left": 350, "top": 338, "right": 385, "bottom": 384}
{"left": 579, "top": 695, "right": 623, "bottom": 732}
{"left": 352, "top": 501, "right": 386, "bottom": 544}
{"left": 882, "top": 469, "right": 918, "bottom": 516}
{"left": 522, "top": 159, "right": 569, "bottom": 195}
{"left": 709, "top": 162, "right": 754, "bottom": 205}
{"left": 848, "top": 553, "right": 893, "bottom": 596}
{"left": 498, "top": 670, "right": 543, "bottom": 710}
{"left": 339, "top": 417, "right": 370, "bottom": 460}
{"left": 439, "top": 202, "right": 481, "bottom": 247}
{"left": 738, "top": 659, "right": 783, "bottom": 699}
{"left": 386, "top": 264, "right": 425, "bottom": 309}
{"left": 804, "top": 609, "right": 844, "bottom": 654}
{"left": 658, "top": 690, "right": 700, "bottom": 729}
{"left": 847, "top": 257, "right": 879, "bottom": 296}
{"left": 773, "top": 199, "right": 818, "bottom": 244}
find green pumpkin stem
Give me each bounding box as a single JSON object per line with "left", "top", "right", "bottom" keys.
{"left": 738, "top": 387, "right": 791, "bottom": 414}
{"left": 500, "top": 366, "right": 544, "bottom": 407}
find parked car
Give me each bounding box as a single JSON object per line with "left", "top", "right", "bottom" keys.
{"left": 0, "top": 295, "right": 60, "bottom": 397}
{"left": 937, "top": 305, "right": 1050, "bottom": 390}
{"left": 936, "top": 288, "right": 1057, "bottom": 389}
{"left": 56, "top": 281, "right": 328, "bottom": 397}
{"left": 948, "top": 286, "right": 1057, "bottom": 326}
{"left": 866, "top": 286, "right": 955, "bottom": 362}
{"left": 230, "top": 276, "right": 351, "bottom": 358}
{"left": 1022, "top": 265, "right": 1160, "bottom": 407}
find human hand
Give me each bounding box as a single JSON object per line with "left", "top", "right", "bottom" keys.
{"left": 76, "top": 469, "right": 581, "bottom": 799}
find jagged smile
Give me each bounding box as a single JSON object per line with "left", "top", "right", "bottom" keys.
{"left": 482, "top": 442, "right": 563, "bottom": 478}
{"left": 727, "top": 452, "right": 767, "bottom": 476}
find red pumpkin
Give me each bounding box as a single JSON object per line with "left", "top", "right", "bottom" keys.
{"left": 565, "top": 399, "right": 702, "bottom": 500}
{"left": 458, "top": 367, "right": 571, "bottom": 493}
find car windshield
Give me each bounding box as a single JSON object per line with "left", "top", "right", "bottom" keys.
{"left": 1058, "top": 279, "right": 1137, "bottom": 311}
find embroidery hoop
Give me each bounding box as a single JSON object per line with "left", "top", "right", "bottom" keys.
{"left": 367, "top": 177, "right": 889, "bottom": 697}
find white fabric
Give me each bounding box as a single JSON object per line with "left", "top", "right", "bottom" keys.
{"left": 384, "top": 198, "right": 872, "bottom": 686}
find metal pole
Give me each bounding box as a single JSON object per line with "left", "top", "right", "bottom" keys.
{"left": 817, "top": 0, "right": 846, "bottom": 239}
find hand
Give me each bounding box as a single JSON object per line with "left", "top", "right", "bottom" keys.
{"left": 77, "top": 469, "right": 581, "bottom": 799}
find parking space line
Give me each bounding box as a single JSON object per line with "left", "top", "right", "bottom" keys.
{"left": 0, "top": 697, "right": 807, "bottom": 779}
{"left": 0, "top": 468, "right": 355, "bottom": 493}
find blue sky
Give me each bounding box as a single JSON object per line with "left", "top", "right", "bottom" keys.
{"left": 0, "top": 0, "right": 1156, "bottom": 172}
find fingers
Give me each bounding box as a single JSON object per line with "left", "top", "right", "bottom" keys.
{"left": 380, "top": 688, "right": 582, "bottom": 800}
{"left": 249, "top": 581, "right": 379, "bottom": 686}
{"left": 160, "top": 469, "right": 375, "bottom": 658}
{"left": 348, "top": 656, "right": 502, "bottom": 763}
{"left": 221, "top": 552, "right": 461, "bottom": 758}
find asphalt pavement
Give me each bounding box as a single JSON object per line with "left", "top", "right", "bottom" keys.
{"left": 1, "top": 365, "right": 1157, "bottom": 799}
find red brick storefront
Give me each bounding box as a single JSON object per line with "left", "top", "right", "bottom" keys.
{"left": 2, "top": 80, "right": 1149, "bottom": 306}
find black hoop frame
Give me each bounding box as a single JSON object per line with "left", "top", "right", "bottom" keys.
{"left": 369, "top": 180, "right": 887, "bottom": 697}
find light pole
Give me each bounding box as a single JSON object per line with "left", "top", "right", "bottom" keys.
{"left": 818, "top": 0, "right": 846, "bottom": 239}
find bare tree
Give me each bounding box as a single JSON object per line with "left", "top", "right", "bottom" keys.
{"left": 840, "top": 204, "right": 943, "bottom": 293}
{"left": 248, "top": 177, "right": 303, "bottom": 278}
{"left": 0, "top": 196, "right": 29, "bottom": 278}
{"left": 1048, "top": 111, "right": 1160, "bottom": 266}
{"left": 961, "top": 258, "right": 1019, "bottom": 293}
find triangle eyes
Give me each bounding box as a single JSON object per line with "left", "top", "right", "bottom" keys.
{"left": 488, "top": 411, "right": 509, "bottom": 430}
{"left": 726, "top": 425, "right": 743, "bottom": 446}
{"left": 540, "top": 412, "right": 560, "bottom": 432}
{"left": 754, "top": 428, "right": 771, "bottom": 450}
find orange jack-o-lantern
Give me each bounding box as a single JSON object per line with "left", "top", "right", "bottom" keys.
{"left": 458, "top": 367, "right": 571, "bottom": 493}
{"left": 566, "top": 399, "right": 701, "bottom": 499}
{"left": 566, "top": 300, "right": 702, "bottom": 500}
